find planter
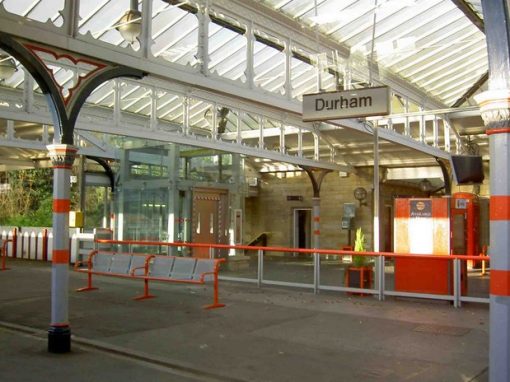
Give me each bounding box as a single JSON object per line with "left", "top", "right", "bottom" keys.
{"left": 345, "top": 266, "right": 373, "bottom": 295}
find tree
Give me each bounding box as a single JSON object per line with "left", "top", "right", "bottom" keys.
{"left": 0, "top": 168, "right": 53, "bottom": 226}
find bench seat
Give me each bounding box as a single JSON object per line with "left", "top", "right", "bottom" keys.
{"left": 74, "top": 251, "right": 225, "bottom": 309}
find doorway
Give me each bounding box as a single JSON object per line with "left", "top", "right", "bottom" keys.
{"left": 191, "top": 188, "right": 228, "bottom": 258}
{"left": 293, "top": 208, "right": 312, "bottom": 249}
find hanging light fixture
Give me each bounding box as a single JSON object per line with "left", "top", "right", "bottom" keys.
{"left": 0, "top": 54, "right": 17, "bottom": 81}
{"left": 116, "top": 0, "right": 142, "bottom": 44}
{"left": 418, "top": 178, "right": 433, "bottom": 193}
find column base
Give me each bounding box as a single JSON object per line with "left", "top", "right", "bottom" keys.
{"left": 48, "top": 326, "right": 71, "bottom": 353}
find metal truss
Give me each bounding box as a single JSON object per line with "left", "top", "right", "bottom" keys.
{"left": 0, "top": 0, "right": 466, "bottom": 170}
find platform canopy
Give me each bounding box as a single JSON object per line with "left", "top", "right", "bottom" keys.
{"left": 0, "top": 0, "right": 489, "bottom": 182}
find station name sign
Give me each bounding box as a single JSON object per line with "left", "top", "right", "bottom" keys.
{"left": 302, "top": 86, "right": 390, "bottom": 122}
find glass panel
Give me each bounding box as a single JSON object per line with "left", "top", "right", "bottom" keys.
{"left": 464, "top": 258, "right": 490, "bottom": 299}
{"left": 238, "top": 111, "right": 260, "bottom": 149}
{"left": 120, "top": 82, "right": 151, "bottom": 115}
{"left": 1, "top": 0, "right": 64, "bottom": 26}
{"left": 177, "top": 190, "right": 190, "bottom": 243}
{"left": 86, "top": 80, "right": 115, "bottom": 108}
{"left": 317, "top": 52, "right": 337, "bottom": 92}
{"left": 217, "top": 154, "right": 232, "bottom": 183}
{"left": 208, "top": 19, "right": 247, "bottom": 82}
{"left": 408, "top": 119, "right": 420, "bottom": 140}
{"left": 263, "top": 250, "right": 314, "bottom": 285}
{"left": 217, "top": 107, "right": 238, "bottom": 138}
{"left": 291, "top": 51, "right": 317, "bottom": 101}
{"left": 188, "top": 155, "right": 220, "bottom": 182}
{"left": 157, "top": 92, "right": 183, "bottom": 129}
{"left": 391, "top": 93, "right": 406, "bottom": 114}
{"left": 188, "top": 99, "right": 214, "bottom": 137}
{"left": 127, "top": 147, "right": 169, "bottom": 179}
{"left": 320, "top": 255, "right": 350, "bottom": 289}
{"left": 0, "top": 51, "right": 22, "bottom": 89}
{"left": 122, "top": 186, "right": 168, "bottom": 242}
{"left": 262, "top": 117, "right": 281, "bottom": 152}
{"left": 152, "top": 1, "right": 198, "bottom": 67}
{"left": 392, "top": 119, "right": 406, "bottom": 136}
{"left": 424, "top": 118, "right": 435, "bottom": 145}
{"left": 253, "top": 36, "right": 285, "bottom": 94}
{"left": 79, "top": 0, "right": 140, "bottom": 49}
{"left": 84, "top": 185, "right": 107, "bottom": 230}
{"left": 13, "top": 120, "right": 45, "bottom": 140}
{"left": 384, "top": 257, "right": 396, "bottom": 293}
{"left": 214, "top": 248, "right": 258, "bottom": 281}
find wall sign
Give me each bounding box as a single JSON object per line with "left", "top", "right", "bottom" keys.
{"left": 410, "top": 199, "right": 432, "bottom": 218}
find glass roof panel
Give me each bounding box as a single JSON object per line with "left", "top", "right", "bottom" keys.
{"left": 262, "top": 0, "right": 488, "bottom": 107}
{"left": 0, "top": 0, "right": 64, "bottom": 26}
{"left": 151, "top": 5, "right": 198, "bottom": 66}
{"left": 79, "top": 0, "right": 131, "bottom": 43}
{"left": 208, "top": 22, "right": 247, "bottom": 81}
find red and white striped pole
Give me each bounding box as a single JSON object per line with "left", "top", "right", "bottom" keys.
{"left": 47, "top": 144, "right": 77, "bottom": 353}
{"left": 476, "top": 90, "right": 510, "bottom": 381}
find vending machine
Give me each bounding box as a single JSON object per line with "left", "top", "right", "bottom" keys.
{"left": 394, "top": 197, "right": 451, "bottom": 295}
{"left": 393, "top": 193, "right": 478, "bottom": 295}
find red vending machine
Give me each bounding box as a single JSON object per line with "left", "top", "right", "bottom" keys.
{"left": 394, "top": 194, "right": 478, "bottom": 295}
{"left": 394, "top": 197, "right": 451, "bottom": 295}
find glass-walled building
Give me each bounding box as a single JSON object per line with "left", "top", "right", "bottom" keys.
{"left": 112, "top": 141, "right": 245, "bottom": 257}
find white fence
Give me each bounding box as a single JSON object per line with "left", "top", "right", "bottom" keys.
{"left": 0, "top": 226, "right": 110, "bottom": 263}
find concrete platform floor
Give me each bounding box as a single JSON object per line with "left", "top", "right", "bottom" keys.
{"left": 0, "top": 259, "right": 489, "bottom": 381}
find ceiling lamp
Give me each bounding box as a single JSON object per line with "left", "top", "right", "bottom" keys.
{"left": 418, "top": 178, "right": 433, "bottom": 193}
{"left": 116, "top": 0, "right": 142, "bottom": 44}
{"left": 0, "top": 54, "right": 17, "bottom": 81}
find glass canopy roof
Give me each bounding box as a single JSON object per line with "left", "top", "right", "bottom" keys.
{"left": 262, "top": 0, "right": 487, "bottom": 106}
{"left": 0, "top": 0, "right": 488, "bottom": 107}
{"left": 0, "top": 0, "right": 491, "bottom": 173}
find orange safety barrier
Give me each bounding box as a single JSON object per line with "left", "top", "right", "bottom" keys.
{"left": 88, "top": 238, "right": 491, "bottom": 302}
{"left": 1, "top": 239, "right": 13, "bottom": 271}
{"left": 92, "top": 238, "right": 491, "bottom": 263}
{"left": 74, "top": 250, "right": 226, "bottom": 310}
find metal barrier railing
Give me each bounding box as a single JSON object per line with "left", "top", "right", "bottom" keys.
{"left": 93, "top": 239, "right": 490, "bottom": 308}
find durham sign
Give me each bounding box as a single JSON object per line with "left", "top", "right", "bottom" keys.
{"left": 302, "top": 86, "right": 390, "bottom": 122}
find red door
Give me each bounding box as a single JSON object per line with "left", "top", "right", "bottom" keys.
{"left": 191, "top": 188, "right": 228, "bottom": 258}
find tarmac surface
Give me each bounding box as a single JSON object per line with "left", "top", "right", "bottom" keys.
{"left": 0, "top": 259, "right": 489, "bottom": 381}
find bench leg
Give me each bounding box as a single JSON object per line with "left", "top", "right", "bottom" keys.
{"left": 203, "top": 273, "right": 225, "bottom": 310}
{"left": 133, "top": 278, "right": 155, "bottom": 300}
{"left": 76, "top": 272, "right": 98, "bottom": 292}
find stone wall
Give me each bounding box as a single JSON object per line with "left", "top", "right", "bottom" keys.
{"left": 243, "top": 168, "right": 428, "bottom": 251}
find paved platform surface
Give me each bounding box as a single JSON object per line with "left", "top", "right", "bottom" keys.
{"left": 0, "top": 259, "right": 489, "bottom": 381}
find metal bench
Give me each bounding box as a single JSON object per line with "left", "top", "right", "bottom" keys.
{"left": 74, "top": 251, "right": 225, "bottom": 309}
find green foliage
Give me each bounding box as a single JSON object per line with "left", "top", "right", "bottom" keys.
{"left": 0, "top": 169, "right": 106, "bottom": 228}
{"left": 354, "top": 227, "right": 365, "bottom": 252}
{"left": 82, "top": 186, "right": 106, "bottom": 229}
{"left": 352, "top": 227, "right": 368, "bottom": 267}
{"left": 0, "top": 169, "right": 53, "bottom": 227}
